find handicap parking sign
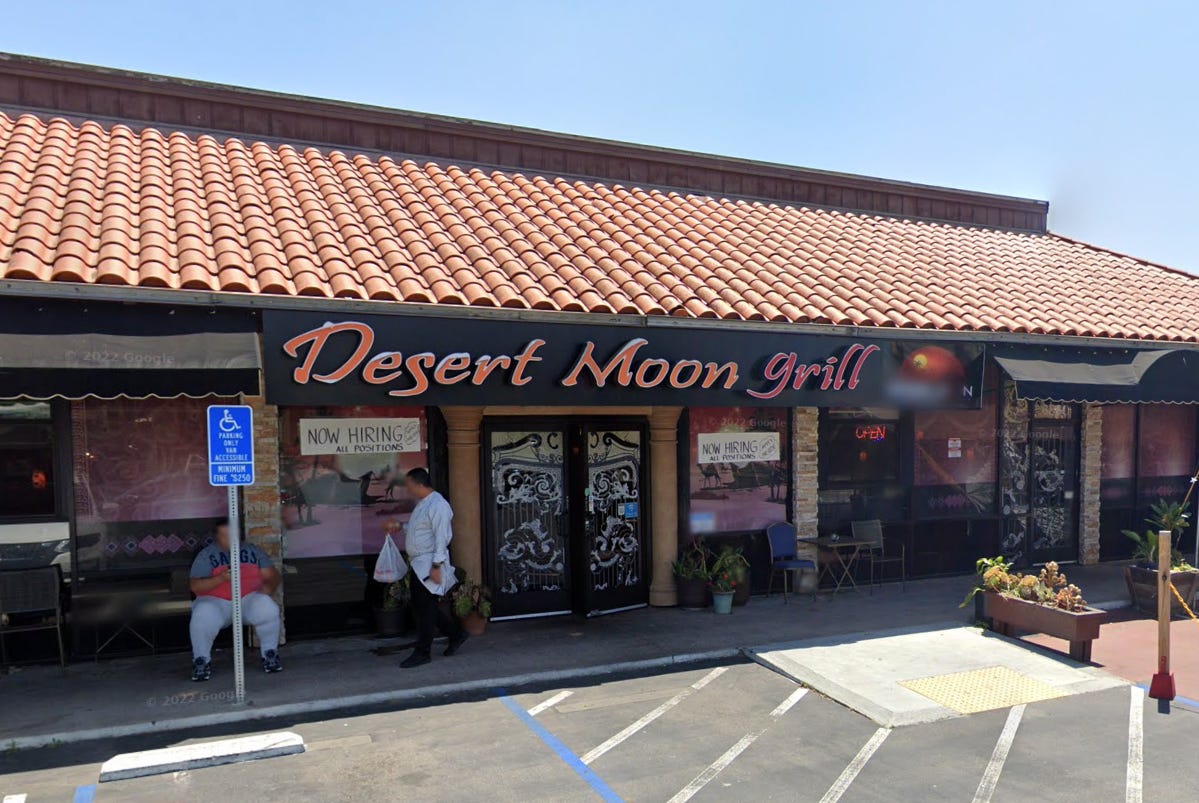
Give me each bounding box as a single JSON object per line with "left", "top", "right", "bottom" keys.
{"left": 207, "top": 405, "right": 254, "bottom": 486}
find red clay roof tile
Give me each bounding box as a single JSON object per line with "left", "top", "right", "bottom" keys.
{"left": 1, "top": 111, "right": 1196, "bottom": 340}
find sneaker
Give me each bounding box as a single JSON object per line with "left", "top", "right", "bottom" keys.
{"left": 262, "top": 649, "right": 283, "bottom": 674}
{"left": 443, "top": 632, "right": 469, "bottom": 657}
{"left": 400, "top": 651, "right": 431, "bottom": 669}
{"left": 191, "top": 657, "right": 212, "bottom": 682}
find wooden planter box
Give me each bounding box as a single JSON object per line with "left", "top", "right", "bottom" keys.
{"left": 985, "top": 592, "right": 1105, "bottom": 662}
{"left": 1124, "top": 566, "right": 1199, "bottom": 617}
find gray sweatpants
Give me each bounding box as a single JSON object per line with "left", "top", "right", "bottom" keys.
{"left": 189, "top": 593, "right": 280, "bottom": 661}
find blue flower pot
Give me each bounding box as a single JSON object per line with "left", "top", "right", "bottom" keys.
{"left": 712, "top": 591, "right": 735, "bottom": 614}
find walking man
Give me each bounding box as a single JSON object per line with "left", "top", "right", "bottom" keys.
{"left": 188, "top": 518, "right": 283, "bottom": 681}
{"left": 400, "top": 467, "right": 466, "bottom": 669}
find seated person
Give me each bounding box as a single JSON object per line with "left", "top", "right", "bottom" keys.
{"left": 188, "top": 518, "right": 283, "bottom": 681}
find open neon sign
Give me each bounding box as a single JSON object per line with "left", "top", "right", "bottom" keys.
{"left": 854, "top": 424, "right": 888, "bottom": 442}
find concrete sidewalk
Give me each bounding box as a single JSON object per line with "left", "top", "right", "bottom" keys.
{"left": 1027, "top": 607, "right": 1199, "bottom": 701}
{"left": 0, "top": 564, "right": 1130, "bottom": 750}
{"left": 749, "top": 625, "right": 1127, "bottom": 726}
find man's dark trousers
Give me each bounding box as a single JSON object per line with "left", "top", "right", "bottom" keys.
{"left": 411, "top": 572, "right": 463, "bottom": 656}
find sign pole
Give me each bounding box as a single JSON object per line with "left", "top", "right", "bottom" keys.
{"left": 228, "top": 486, "right": 246, "bottom": 704}
{"left": 1148, "top": 529, "right": 1175, "bottom": 700}
{"left": 206, "top": 404, "right": 255, "bottom": 708}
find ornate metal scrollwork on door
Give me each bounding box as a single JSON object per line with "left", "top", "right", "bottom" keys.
{"left": 1030, "top": 427, "right": 1071, "bottom": 550}
{"left": 586, "top": 430, "right": 642, "bottom": 591}
{"left": 490, "top": 431, "right": 566, "bottom": 596}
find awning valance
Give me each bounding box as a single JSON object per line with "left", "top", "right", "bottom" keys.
{"left": 0, "top": 299, "right": 259, "bottom": 400}
{"left": 994, "top": 348, "right": 1199, "bottom": 404}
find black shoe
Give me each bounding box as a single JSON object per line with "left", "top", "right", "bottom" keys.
{"left": 191, "top": 657, "right": 212, "bottom": 682}
{"left": 262, "top": 649, "right": 283, "bottom": 674}
{"left": 443, "top": 633, "right": 469, "bottom": 657}
{"left": 400, "top": 651, "right": 431, "bottom": 669}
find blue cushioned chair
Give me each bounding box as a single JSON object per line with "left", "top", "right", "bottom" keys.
{"left": 766, "top": 521, "right": 816, "bottom": 603}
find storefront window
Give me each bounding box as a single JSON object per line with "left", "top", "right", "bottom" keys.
{"left": 685, "top": 407, "right": 789, "bottom": 536}
{"left": 279, "top": 406, "right": 428, "bottom": 559}
{"left": 823, "top": 415, "right": 900, "bottom": 484}
{"left": 912, "top": 387, "right": 998, "bottom": 519}
{"left": 1100, "top": 405, "right": 1136, "bottom": 508}
{"left": 1136, "top": 404, "right": 1196, "bottom": 509}
{"left": 818, "top": 408, "right": 906, "bottom": 529}
{"left": 0, "top": 401, "right": 57, "bottom": 518}
{"left": 1099, "top": 404, "right": 1138, "bottom": 559}
{"left": 73, "top": 397, "right": 230, "bottom": 573}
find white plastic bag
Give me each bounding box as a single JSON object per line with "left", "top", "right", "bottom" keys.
{"left": 373, "top": 534, "right": 407, "bottom": 583}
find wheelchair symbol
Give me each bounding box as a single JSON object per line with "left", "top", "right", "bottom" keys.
{"left": 218, "top": 409, "right": 241, "bottom": 433}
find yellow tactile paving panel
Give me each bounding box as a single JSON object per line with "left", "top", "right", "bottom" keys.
{"left": 899, "top": 666, "right": 1067, "bottom": 714}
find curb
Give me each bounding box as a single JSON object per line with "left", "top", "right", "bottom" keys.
{"left": 3, "top": 648, "right": 742, "bottom": 752}
{"left": 98, "top": 731, "right": 305, "bottom": 781}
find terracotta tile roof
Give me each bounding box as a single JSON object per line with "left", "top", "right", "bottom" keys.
{"left": 1, "top": 111, "right": 1196, "bottom": 341}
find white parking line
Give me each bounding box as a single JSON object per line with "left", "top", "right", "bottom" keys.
{"left": 580, "top": 666, "right": 728, "bottom": 765}
{"left": 528, "top": 690, "right": 573, "bottom": 717}
{"left": 1127, "top": 686, "right": 1144, "bottom": 803}
{"left": 667, "top": 687, "right": 809, "bottom": 803}
{"left": 972, "top": 704, "right": 1025, "bottom": 803}
{"left": 4, "top": 794, "right": 28, "bottom": 803}
{"left": 819, "top": 727, "right": 891, "bottom": 803}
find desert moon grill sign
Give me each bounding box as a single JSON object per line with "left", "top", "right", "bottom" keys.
{"left": 262, "top": 311, "right": 984, "bottom": 409}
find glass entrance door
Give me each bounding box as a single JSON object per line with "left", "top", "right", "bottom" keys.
{"left": 999, "top": 386, "right": 1080, "bottom": 566}
{"left": 580, "top": 426, "right": 647, "bottom": 615}
{"left": 485, "top": 429, "right": 571, "bottom": 618}
{"left": 484, "top": 419, "right": 649, "bottom": 619}
{"left": 1027, "top": 421, "right": 1079, "bottom": 564}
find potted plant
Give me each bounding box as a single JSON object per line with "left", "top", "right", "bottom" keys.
{"left": 1123, "top": 500, "right": 1199, "bottom": 616}
{"left": 973, "top": 560, "right": 1105, "bottom": 661}
{"left": 673, "top": 538, "right": 712, "bottom": 609}
{"left": 374, "top": 575, "right": 410, "bottom": 637}
{"left": 451, "top": 577, "right": 492, "bottom": 636}
{"left": 961, "top": 555, "right": 1014, "bottom": 624}
{"left": 712, "top": 544, "right": 751, "bottom": 606}
{"left": 710, "top": 571, "right": 737, "bottom": 615}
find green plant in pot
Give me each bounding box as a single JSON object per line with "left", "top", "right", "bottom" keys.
{"left": 1122, "top": 499, "right": 1199, "bottom": 616}
{"left": 961, "top": 555, "right": 1013, "bottom": 624}
{"left": 709, "top": 570, "right": 738, "bottom": 614}
{"left": 375, "top": 574, "right": 411, "bottom": 637}
{"left": 451, "top": 577, "right": 493, "bottom": 636}
{"left": 712, "top": 544, "right": 751, "bottom": 606}
{"left": 672, "top": 538, "right": 712, "bottom": 609}
{"left": 1123, "top": 500, "right": 1192, "bottom": 568}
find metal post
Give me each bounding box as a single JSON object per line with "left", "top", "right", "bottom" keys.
{"left": 1148, "top": 529, "right": 1175, "bottom": 700}
{"left": 228, "top": 486, "right": 246, "bottom": 705}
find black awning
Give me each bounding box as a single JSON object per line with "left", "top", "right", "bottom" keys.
{"left": 0, "top": 298, "right": 260, "bottom": 400}
{"left": 994, "top": 348, "right": 1199, "bottom": 403}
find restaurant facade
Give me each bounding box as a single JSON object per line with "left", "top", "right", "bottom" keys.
{"left": 2, "top": 56, "right": 1199, "bottom": 657}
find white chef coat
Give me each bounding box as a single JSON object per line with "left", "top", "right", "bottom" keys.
{"left": 406, "top": 490, "right": 457, "bottom": 595}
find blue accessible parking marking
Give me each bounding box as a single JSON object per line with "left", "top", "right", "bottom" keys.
{"left": 497, "top": 692, "right": 623, "bottom": 803}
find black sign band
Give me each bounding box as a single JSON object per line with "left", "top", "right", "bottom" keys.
{"left": 261, "top": 310, "right": 985, "bottom": 408}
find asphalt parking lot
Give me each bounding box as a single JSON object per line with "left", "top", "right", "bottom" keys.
{"left": 2, "top": 660, "right": 1197, "bottom": 802}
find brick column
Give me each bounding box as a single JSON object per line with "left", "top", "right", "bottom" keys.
{"left": 792, "top": 408, "right": 820, "bottom": 561}
{"left": 1079, "top": 404, "right": 1103, "bottom": 564}
{"left": 648, "top": 406, "right": 682, "bottom": 607}
{"left": 441, "top": 407, "right": 485, "bottom": 582}
{"left": 241, "top": 392, "right": 285, "bottom": 642}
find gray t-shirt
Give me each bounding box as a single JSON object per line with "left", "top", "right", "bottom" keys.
{"left": 189, "top": 543, "right": 274, "bottom": 577}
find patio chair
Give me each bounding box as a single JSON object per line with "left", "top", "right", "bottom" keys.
{"left": 851, "top": 519, "right": 905, "bottom": 594}
{"left": 0, "top": 566, "right": 66, "bottom": 667}
{"left": 765, "top": 521, "right": 816, "bottom": 603}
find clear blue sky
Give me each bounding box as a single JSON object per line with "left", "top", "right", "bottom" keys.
{"left": 2, "top": 1, "right": 1195, "bottom": 270}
